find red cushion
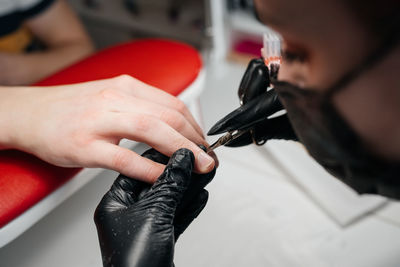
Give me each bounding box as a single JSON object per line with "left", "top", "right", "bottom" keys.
{"left": 0, "top": 39, "right": 202, "bottom": 228}
{"left": 35, "top": 39, "right": 202, "bottom": 94}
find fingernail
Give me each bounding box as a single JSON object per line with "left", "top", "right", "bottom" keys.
{"left": 198, "top": 151, "right": 214, "bottom": 171}
{"left": 208, "top": 150, "right": 219, "bottom": 168}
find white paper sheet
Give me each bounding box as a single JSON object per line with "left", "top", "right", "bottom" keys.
{"left": 259, "top": 141, "right": 387, "bottom": 226}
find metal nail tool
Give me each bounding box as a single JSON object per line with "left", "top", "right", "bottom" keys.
{"left": 207, "top": 129, "right": 249, "bottom": 153}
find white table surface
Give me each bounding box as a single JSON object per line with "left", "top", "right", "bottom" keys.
{"left": 2, "top": 145, "right": 400, "bottom": 267}
{"left": 1, "top": 60, "right": 399, "bottom": 267}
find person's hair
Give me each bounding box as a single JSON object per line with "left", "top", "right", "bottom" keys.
{"left": 345, "top": 0, "right": 400, "bottom": 40}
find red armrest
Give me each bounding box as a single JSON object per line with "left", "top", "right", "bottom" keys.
{"left": 0, "top": 39, "right": 202, "bottom": 228}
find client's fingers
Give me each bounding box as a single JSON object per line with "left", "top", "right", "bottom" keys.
{"left": 90, "top": 142, "right": 165, "bottom": 183}
{"left": 114, "top": 76, "right": 205, "bottom": 137}
{"left": 111, "top": 96, "right": 207, "bottom": 148}
{"left": 104, "top": 113, "right": 215, "bottom": 174}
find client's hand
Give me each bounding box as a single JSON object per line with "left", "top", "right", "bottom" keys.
{"left": 0, "top": 75, "right": 216, "bottom": 182}
{"left": 94, "top": 148, "right": 215, "bottom": 267}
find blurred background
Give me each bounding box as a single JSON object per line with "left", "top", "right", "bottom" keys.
{"left": 68, "top": 0, "right": 209, "bottom": 49}
{"left": 1, "top": 1, "right": 400, "bottom": 266}
{"left": 67, "top": 0, "right": 266, "bottom": 61}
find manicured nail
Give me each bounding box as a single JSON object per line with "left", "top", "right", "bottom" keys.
{"left": 198, "top": 151, "right": 214, "bottom": 171}
{"left": 208, "top": 150, "right": 219, "bottom": 168}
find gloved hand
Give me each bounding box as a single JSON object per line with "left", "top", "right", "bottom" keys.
{"left": 208, "top": 58, "right": 298, "bottom": 146}
{"left": 94, "top": 148, "right": 215, "bottom": 267}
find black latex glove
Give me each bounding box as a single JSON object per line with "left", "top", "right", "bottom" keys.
{"left": 124, "top": 0, "right": 139, "bottom": 15}
{"left": 94, "top": 148, "right": 215, "bottom": 267}
{"left": 208, "top": 58, "right": 298, "bottom": 147}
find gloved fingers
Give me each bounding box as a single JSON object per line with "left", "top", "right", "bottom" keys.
{"left": 175, "top": 166, "right": 215, "bottom": 217}
{"left": 207, "top": 89, "right": 283, "bottom": 135}
{"left": 141, "top": 148, "right": 170, "bottom": 165}
{"left": 136, "top": 147, "right": 215, "bottom": 212}
{"left": 95, "top": 148, "right": 170, "bottom": 216}
{"left": 238, "top": 58, "right": 270, "bottom": 105}
{"left": 174, "top": 189, "right": 209, "bottom": 241}
{"left": 95, "top": 148, "right": 168, "bottom": 216}
{"left": 144, "top": 148, "right": 195, "bottom": 213}
{"left": 210, "top": 58, "right": 271, "bottom": 135}
{"left": 95, "top": 174, "right": 148, "bottom": 216}
{"left": 173, "top": 144, "right": 214, "bottom": 239}
{"left": 183, "top": 145, "right": 215, "bottom": 196}
{"left": 223, "top": 130, "right": 253, "bottom": 147}
{"left": 94, "top": 175, "right": 147, "bottom": 229}
{"left": 225, "top": 114, "right": 298, "bottom": 147}
{"left": 253, "top": 114, "right": 298, "bottom": 142}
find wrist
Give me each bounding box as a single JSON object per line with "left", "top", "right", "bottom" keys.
{"left": 0, "top": 86, "right": 36, "bottom": 151}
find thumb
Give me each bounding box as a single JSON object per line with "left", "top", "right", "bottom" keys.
{"left": 145, "top": 148, "right": 195, "bottom": 213}
{"left": 174, "top": 189, "right": 209, "bottom": 241}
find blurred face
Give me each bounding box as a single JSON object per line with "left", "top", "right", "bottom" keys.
{"left": 254, "top": 0, "right": 400, "bottom": 161}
